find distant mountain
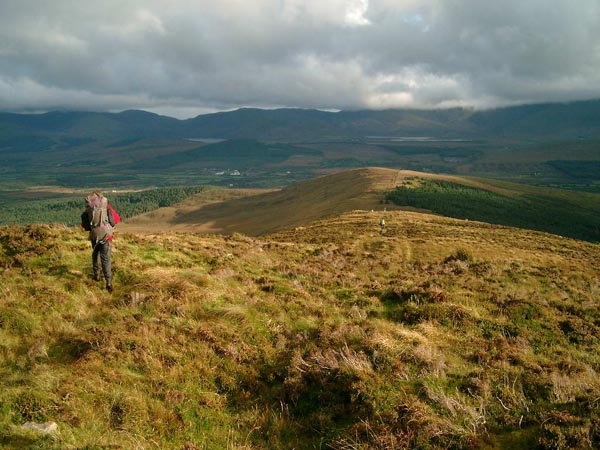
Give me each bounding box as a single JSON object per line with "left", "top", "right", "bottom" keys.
{"left": 181, "top": 108, "right": 343, "bottom": 141}
{"left": 0, "top": 109, "right": 180, "bottom": 142}
{"left": 2, "top": 99, "right": 600, "bottom": 143}
{"left": 470, "top": 100, "right": 600, "bottom": 138}
{"left": 179, "top": 107, "right": 482, "bottom": 140}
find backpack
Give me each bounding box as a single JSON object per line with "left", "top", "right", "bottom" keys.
{"left": 85, "top": 193, "right": 114, "bottom": 244}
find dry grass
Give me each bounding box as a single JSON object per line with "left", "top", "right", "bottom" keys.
{"left": 1, "top": 208, "right": 599, "bottom": 449}
{"left": 119, "top": 167, "right": 569, "bottom": 237}
{"left": 120, "top": 168, "right": 418, "bottom": 235}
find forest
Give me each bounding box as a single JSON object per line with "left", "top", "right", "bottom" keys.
{"left": 1, "top": 187, "right": 207, "bottom": 226}
{"left": 384, "top": 178, "right": 600, "bottom": 242}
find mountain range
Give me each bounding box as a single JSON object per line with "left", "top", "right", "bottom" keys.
{"left": 3, "top": 98, "right": 600, "bottom": 142}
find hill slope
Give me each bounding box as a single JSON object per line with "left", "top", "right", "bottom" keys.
{"left": 120, "top": 167, "right": 509, "bottom": 235}
{"left": 121, "top": 168, "right": 600, "bottom": 241}
{"left": 120, "top": 167, "right": 404, "bottom": 235}
{"left": 1, "top": 211, "right": 599, "bottom": 449}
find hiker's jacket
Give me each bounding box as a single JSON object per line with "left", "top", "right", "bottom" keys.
{"left": 81, "top": 204, "right": 121, "bottom": 241}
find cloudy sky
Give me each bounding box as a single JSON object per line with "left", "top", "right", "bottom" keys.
{"left": 1, "top": 0, "right": 600, "bottom": 118}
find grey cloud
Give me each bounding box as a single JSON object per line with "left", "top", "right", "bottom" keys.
{"left": 0, "top": 0, "right": 599, "bottom": 117}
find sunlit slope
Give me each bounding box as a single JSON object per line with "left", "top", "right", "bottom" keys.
{"left": 120, "top": 168, "right": 510, "bottom": 235}
{"left": 120, "top": 167, "right": 599, "bottom": 240}
{"left": 121, "top": 167, "right": 404, "bottom": 234}
{"left": 1, "top": 211, "right": 599, "bottom": 449}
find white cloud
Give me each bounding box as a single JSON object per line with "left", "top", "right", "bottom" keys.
{"left": 98, "top": 8, "right": 166, "bottom": 38}
{"left": 0, "top": 76, "right": 153, "bottom": 112}
{"left": 282, "top": 0, "right": 371, "bottom": 26}
{"left": 345, "top": 0, "right": 371, "bottom": 26}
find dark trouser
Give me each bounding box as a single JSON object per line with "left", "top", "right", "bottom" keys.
{"left": 92, "top": 240, "right": 112, "bottom": 284}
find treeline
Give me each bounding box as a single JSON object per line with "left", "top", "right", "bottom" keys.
{"left": 384, "top": 179, "right": 600, "bottom": 242}
{"left": 547, "top": 160, "right": 600, "bottom": 180}
{"left": 2, "top": 186, "right": 207, "bottom": 226}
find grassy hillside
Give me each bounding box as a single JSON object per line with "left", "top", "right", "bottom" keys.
{"left": 120, "top": 167, "right": 404, "bottom": 235}
{"left": 121, "top": 168, "right": 600, "bottom": 242}
{"left": 1, "top": 211, "right": 599, "bottom": 449}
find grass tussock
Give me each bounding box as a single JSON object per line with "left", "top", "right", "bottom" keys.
{"left": 1, "top": 210, "right": 600, "bottom": 449}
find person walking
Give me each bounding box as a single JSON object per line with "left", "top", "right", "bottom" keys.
{"left": 81, "top": 192, "right": 120, "bottom": 292}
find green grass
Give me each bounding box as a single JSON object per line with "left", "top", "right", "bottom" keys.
{"left": 1, "top": 210, "right": 600, "bottom": 449}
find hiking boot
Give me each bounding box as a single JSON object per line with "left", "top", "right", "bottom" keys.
{"left": 106, "top": 283, "right": 113, "bottom": 293}
{"left": 93, "top": 273, "right": 100, "bottom": 281}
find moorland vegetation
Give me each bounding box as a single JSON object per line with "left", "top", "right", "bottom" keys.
{"left": 1, "top": 209, "right": 599, "bottom": 449}
{"left": 1, "top": 99, "right": 599, "bottom": 449}
{"left": 7, "top": 168, "right": 597, "bottom": 245}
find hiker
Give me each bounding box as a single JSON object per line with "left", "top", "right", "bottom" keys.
{"left": 81, "top": 192, "right": 120, "bottom": 293}
{"left": 379, "top": 218, "right": 386, "bottom": 233}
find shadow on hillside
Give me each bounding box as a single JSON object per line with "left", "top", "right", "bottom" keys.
{"left": 0, "top": 434, "right": 48, "bottom": 449}
{"left": 229, "top": 351, "right": 375, "bottom": 444}
{"left": 49, "top": 334, "right": 94, "bottom": 364}
{"left": 48, "top": 264, "right": 79, "bottom": 278}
